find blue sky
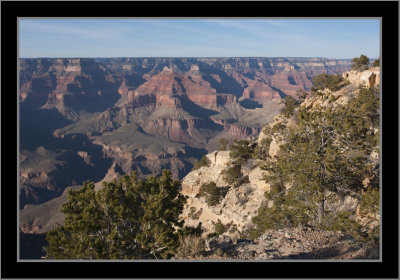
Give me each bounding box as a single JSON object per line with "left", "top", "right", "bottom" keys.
{"left": 19, "top": 19, "right": 380, "bottom": 59}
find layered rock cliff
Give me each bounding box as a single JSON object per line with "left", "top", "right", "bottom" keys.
{"left": 19, "top": 57, "right": 351, "bottom": 210}
{"left": 179, "top": 66, "right": 380, "bottom": 243}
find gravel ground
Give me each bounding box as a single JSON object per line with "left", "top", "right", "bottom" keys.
{"left": 176, "top": 227, "right": 379, "bottom": 260}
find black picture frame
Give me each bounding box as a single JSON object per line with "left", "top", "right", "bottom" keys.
{"left": 2, "top": 1, "right": 398, "bottom": 278}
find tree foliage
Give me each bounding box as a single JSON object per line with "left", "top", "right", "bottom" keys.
{"left": 192, "top": 155, "right": 211, "bottom": 171}
{"left": 214, "top": 219, "right": 227, "bottom": 236}
{"left": 221, "top": 164, "right": 248, "bottom": 188}
{"left": 359, "top": 188, "right": 380, "bottom": 218}
{"left": 45, "top": 170, "right": 187, "bottom": 259}
{"left": 252, "top": 85, "right": 380, "bottom": 239}
{"left": 296, "top": 89, "right": 309, "bottom": 103}
{"left": 253, "top": 137, "right": 272, "bottom": 160}
{"left": 175, "top": 223, "right": 205, "bottom": 259}
{"left": 198, "top": 181, "right": 221, "bottom": 206}
{"left": 280, "top": 95, "right": 297, "bottom": 117}
{"left": 351, "top": 54, "right": 370, "bottom": 71}
{"left": 311, "top": 74, "right": 344, "bottom": 93}
{"left": 229, "top": 139, "right": 254, "bottom": 165}
{"left": 371, "top": 57, "right": 380, "bottom": 68}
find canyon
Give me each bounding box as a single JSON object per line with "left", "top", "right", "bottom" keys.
{"left": 19, "top": 57, "right": 353, "bottom": 258}
{"left": 19, "top": 57, "right": 351, "bottom": 210}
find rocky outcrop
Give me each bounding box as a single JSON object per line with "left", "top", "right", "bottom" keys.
{"left": 181, "top": 151, "right": 270, "bottom": 236}
{"left": 19, "top": 57, "right": 352, "bottom": 227}
{"left": 182, "top": 151, "right": 231, "bottom": 197}
{"left": 342, "top": 67, "right": 380, "bottom": 88}
{"left": 180, "top": 66, "right": 380, "bottom": 242}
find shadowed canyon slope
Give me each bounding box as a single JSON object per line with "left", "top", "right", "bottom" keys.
{"left": 19, "top": 57, "right": 351, "bottom": 210}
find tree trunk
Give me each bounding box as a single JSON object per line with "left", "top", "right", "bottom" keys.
{"left": 317, "top": 199, "right": 325, "bottom": 224}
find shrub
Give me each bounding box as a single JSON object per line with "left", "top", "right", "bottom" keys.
{"left": 191, "top": 208, "right": 203, "bottom": 220}
{"left": 175, "top": 232, "right": 206, "bottom": 259}
{"left": 371, "top": 58, "right": 380, "bottom": 68}
{"left": 175, "top": 223, "right": 204, "bottom": 259}
{"left": 311, "top": 74, "right": 344, "bottom": 93}
{"left": 280, "top": 95, "right": 297, "bottom": 117}
{"left": 253, "top": 137, "right": 272, "bottom": 160}
{"left": 188, "top": 207, "right": 197, "bottom": 219}
{"left": 177, "top": 223, "right": 203, "bottom": 239}
{"left": 221, "top": 164, "right": 246, "bottom": 188}
{"left": 319, "top": 211, "right": 364, "bottom": 241}
{"left": 359, "top": 188, "right": 380, "bottom": 218}
{"left": 218, "top": 138, "right": 229, "bottom": 151}
{"left": 192, "top": 155, "right": 211, "bottom": 171}
{"left": 296, "top": 89, "right": 308, "bottom": 102}
{"left": 229, "top": 139, "right": 254, "bottom": 165}
{"left": 228, "top": 224, "right": 238, "bottom": 234}
{"left": 207, "top": 232, "right": 218, "bottom": 238}
{"left": 351, "top": 54, "right": 370, "bottom": 71}
{"left": 198, "top": 181, "right": 221, "bottom": 206}
{"left": 272, "top": 122, "right": 286, "bottom": 133}
{"left": 214, "top": 219, "right": 227, "bottom": 236}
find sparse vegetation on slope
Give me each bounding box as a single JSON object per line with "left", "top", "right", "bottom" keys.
{"left": 251, "top": 81, "right": 380, "bottom": 242}
{"left": 229, "top": 139, "right": 255, "bottom": 165}
{"left": 280, "top": 95, "right": 297, "bottom": 117}
{"left": 311, "top": 73, "right": 345, "bottom": 93}
{"left": 192, "top": 155, "right": 212, "bottom": 171}
{"left": 221, "top": 164, "right": 249, "bottom": 188}
{"left": 371, "top": 57, "right": 380, "bottom": 68}
{"left": 351, "top": 54, "right": 370, "bottom": 71}
{"left": 198, "top": 181, "right": 221, "bottom": 206}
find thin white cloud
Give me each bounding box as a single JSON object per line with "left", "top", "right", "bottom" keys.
{"left": 140, "top": 20, "right": 218, "bottom": 38}
{"left": 20, "top": 20, "right": 133, "bottom": 40}
{"left": 19, "top": 19, "right": 380, "bottom": 59}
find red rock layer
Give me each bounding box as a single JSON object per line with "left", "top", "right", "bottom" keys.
{"left": 242, "top": 81, "right": 282, "bottom": 103}
{"left": 134, "top": 67, "right": 216, "bottom": 98}
{"left": 229, "top": 124, "right": 260, "bottom": 137}
{"left": 144, "top": 118, "right": 205, "bottom": 144}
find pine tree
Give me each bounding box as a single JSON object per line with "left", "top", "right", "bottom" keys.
{"left": 311, "top": 74, "right": 344, "bottom": 93}
{"left": 280, "top": 95, "right": 297, "bottom": 117}
{"left": 252, "top": 85, "right": 380, "bottom": 237}
{"left": 45, "top": 170, "right": 186, "bottom": 259}
{"left": 229, "top": 139, "right": 254, "bottom": 165}
{"left": 351, "top": 54, "right": 370, "bottom": 71}
{"left": 198, "top": 181, "right": 221, "bottom": 206}
{"left": 221, "top": 164, "right": 249, "bottom": 188}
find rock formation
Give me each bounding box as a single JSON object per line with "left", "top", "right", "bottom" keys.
{"left": 19, "top": 57, "right": 351, "bottom": 209}
{"left": 19, "top": 57, "right": 354, "bottom": 259}
{"left": 180, "top": 66, "right": 380, "bottom": 249}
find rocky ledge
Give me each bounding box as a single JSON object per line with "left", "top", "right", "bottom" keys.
{"left": 174, "top": 227, "right": 379, "bottom": 260}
